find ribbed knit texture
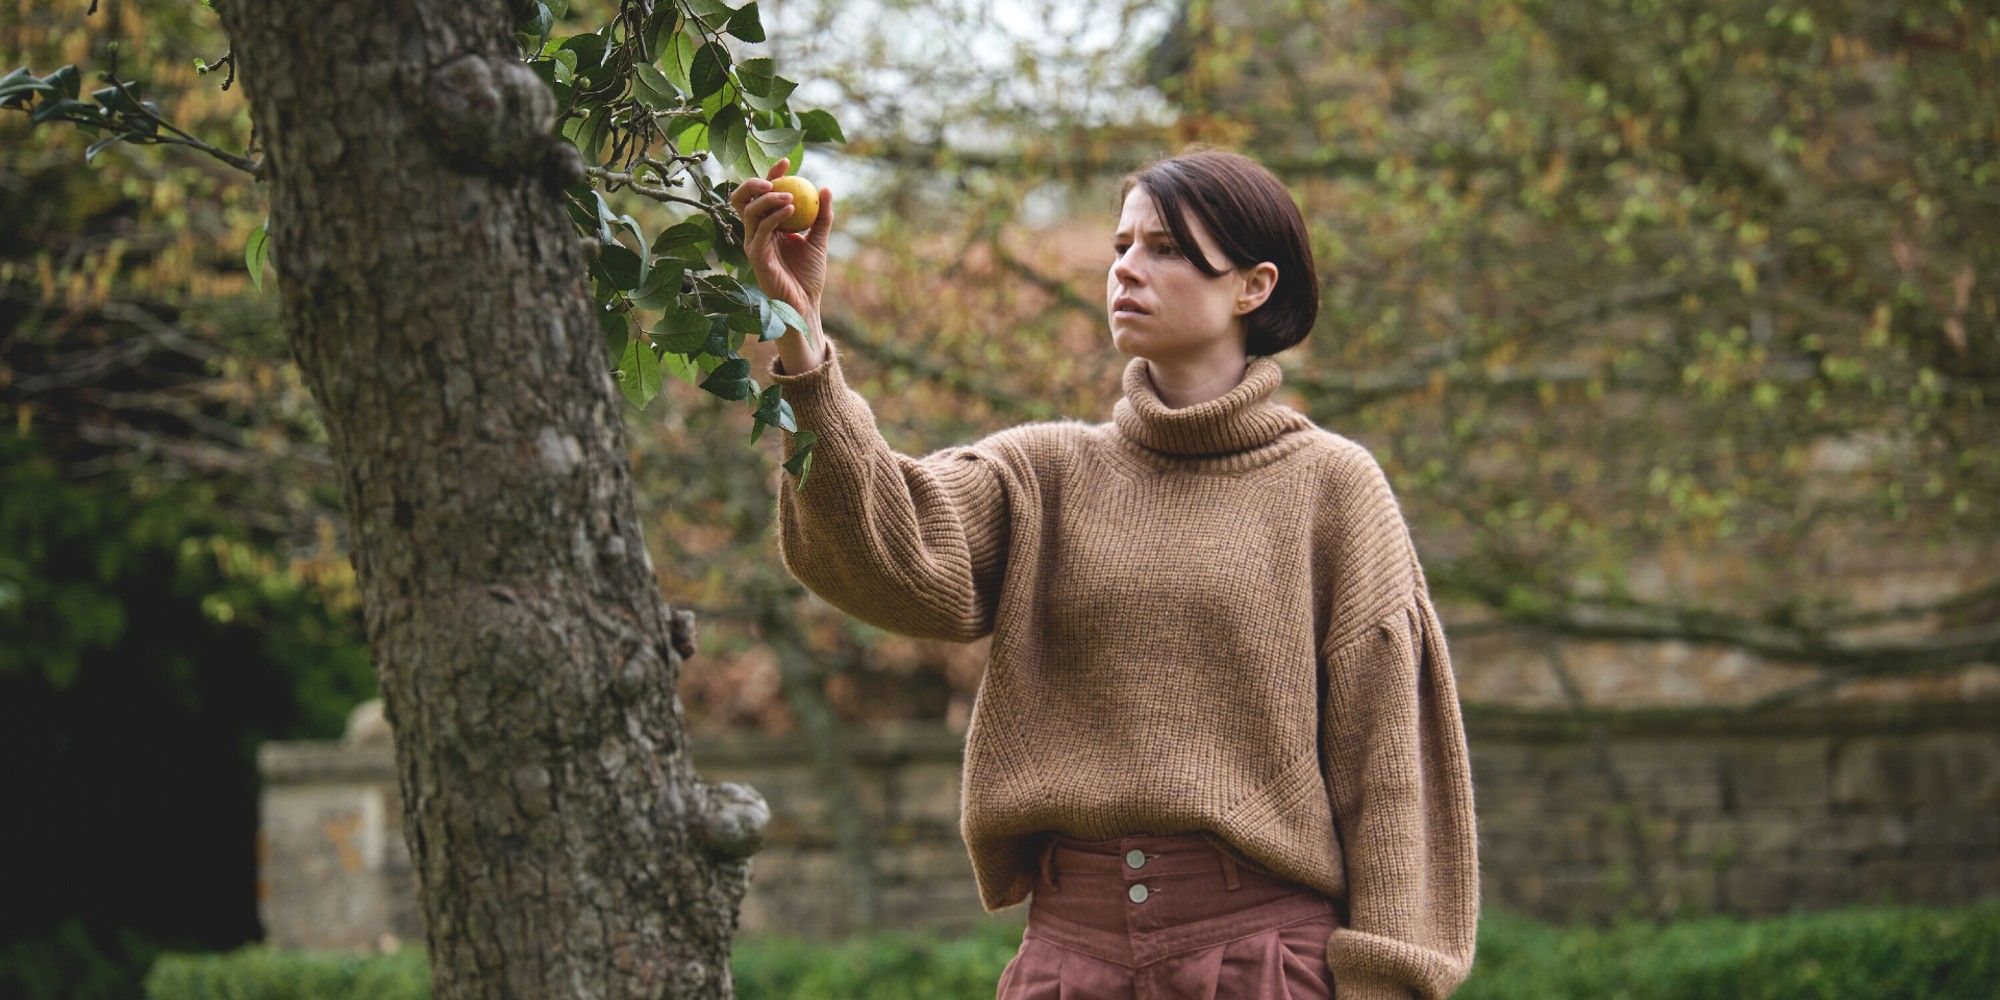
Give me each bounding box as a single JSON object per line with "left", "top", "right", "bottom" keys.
{"left": 768, "top": 339, "right": 1481, "bottom": 999}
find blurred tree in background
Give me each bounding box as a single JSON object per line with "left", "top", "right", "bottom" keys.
{"left": 732, "top": 0, "right": 2000, "bottom": 707}
{"left": 2, "top": 1, "right": 372, "bottom": 995}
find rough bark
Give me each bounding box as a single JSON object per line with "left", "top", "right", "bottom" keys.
{"left": 210, "top": 1, "right": 766, "bottom": 995}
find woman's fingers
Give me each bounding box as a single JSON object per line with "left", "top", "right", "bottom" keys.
{"left": 735, "top": 190, "right": 791, "bottom": 258}
{"left": 754, "top": 205, "right": 792, "bottom": 248}
{"left": 750, "top": 192, "right": 794, "bottom": 242}
{"left": 744, "top": 190, "right": 790, "bottom": 226}
{"left": 731, "top": 178, "right": 772, "bottom": 214}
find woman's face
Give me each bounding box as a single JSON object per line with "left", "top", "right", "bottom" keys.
{"left": 1105, "top": 186, "right": 1268, "bottom": 360}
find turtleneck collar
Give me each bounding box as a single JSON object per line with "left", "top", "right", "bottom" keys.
{"left": 1111, "top": 354, "right": 1310, "bottom": 457}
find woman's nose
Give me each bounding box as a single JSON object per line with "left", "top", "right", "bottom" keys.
{"left": 1112, "top": 250, "right": 1142, "bottom": 284}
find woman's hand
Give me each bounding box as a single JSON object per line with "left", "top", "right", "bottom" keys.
{"left": 728, "top": 156, "right": 833, "bottom": 327}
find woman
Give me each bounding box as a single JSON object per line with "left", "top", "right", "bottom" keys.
{"left": 729, "top": 145, "right": 1479, "bottom": 999}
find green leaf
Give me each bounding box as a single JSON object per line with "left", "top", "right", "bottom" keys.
{"left": 29, "top": 96, "right": 93, "bottom": 125}
{"left": 750, "top": 382, "right": 801, "bottom": 443}
{"left": 697, "top": 272, "right": 752, "bottom": 313}
{"left": 661, "top": 347, "right": 700, "bottom": 385}
{"left": 798, "top": 109, "right": 845, "bottom": 144}
{"left": 589, "top": 190, "right": 619, "bottom": 243}
{"left": 783, "top": 429, "right": 817, "bottom": 487}
{"left": 600, "top": 303, "right": 630, "bottom": 359}
{"left": 684, "top": 0, "right": 736, "bottom": 30}
{"left": 657, "top": 27, "right": 698, "bottom": 97}
{"left": 747, "top": 126, "right": 804, "bottom": 176}
{"left": 740, "top": 74, "right": 796, "bottom": 112}
{"left": 628, "top": 260, "right": 686, "bottom": 309}
{"left": 245, "top": 223, "right": 270, "bottom": 292}
{"left": 655, "top": 218, "right": 714, "bottom": 259}
{"left": 0, "top": 69, "right": 55, "bottom": 109}
{"left": 83, "top": 135, "right": 123, "bottom": 164}
{"left": 665, "top": 111, "right": 708, "bottom": 153}
{"left": 632, "top": 62, "right": 677, "bottom": 109}
{"left": 558, "top": 31, "right": 608, "bottom": 73}
{"left": 515, "top": 1, "right": 553, "bottom": 48}
{"left": 655, "top": 307, "right": 710, "bottom": 353}
{"left": 594, "top": 243, "right": 644, "bottom": 289}
{"left": 699, "top": 356, "right": 753, "bottom": 400}
{"left": 737, "top": 58, "right": 797, "bottom": 112}
{"left": 563, "top": 105, "right": 610, "bottom": 162}
{"left": 690, "top": 41, "right": 731, "bottom": 101}
{"left": 608, "top": 212, "right": 652, "bottom": 286}
{"left": 646, "top": 5, "right": 682, "bottom": 61}
{"left": 709, "top": 103, "right": 750, "bottom": 175}
{"left": 45, "top": 65, "right": 80, "bottom": 100}
{"left": 725, "top": 299, "right": 767, "bottom": 336}
{"left": 767, "top": 298, "right": 808, "bottom": 338}
{"left": 617, "top": 334, "right": 664, "bottom": 408}
{"left": 700, "top": 315, "right": 733, "bottom": 357}
{"left": 725, "top": 3, "right": 765, "bottom": 42}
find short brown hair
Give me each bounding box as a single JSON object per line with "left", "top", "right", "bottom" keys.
{"left": 1115, "top": 144, "right": 1318, "bottom": 356}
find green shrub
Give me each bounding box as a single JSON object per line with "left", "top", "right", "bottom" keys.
{"left": 729, "top": 918, "right": 1027, "bottom": 999}
{"left": 144, "top": 947, "right": 431, "bottom": 1000}
{"left": 1456, "top": 899, "right": 2000, "bottom": 999}
{"left": 0, "top": 918, "right": 171, "bottom": 1000}
{"left": 140, "top": 899, "right": 2000, "bottom": 999}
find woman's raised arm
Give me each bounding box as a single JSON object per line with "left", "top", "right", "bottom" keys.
{"left": 765, "top": 336, "right": 1026, "bottom": 641}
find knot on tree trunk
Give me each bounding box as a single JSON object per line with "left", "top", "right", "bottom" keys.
{"left": 422, "top": 52, "right": 557, "bottom": 177}
{"left": 691, "top": 780, "right": 768, "bottom": 861}
{"left": 668, "top": 606, "right": 698, "bottom": 662}
{"left": 540, "top": 140, "right": 588, "bottom": 191}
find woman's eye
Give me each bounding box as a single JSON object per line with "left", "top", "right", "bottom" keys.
{"left": 1157, "top": 243, "right": 1176, "bottom": 256}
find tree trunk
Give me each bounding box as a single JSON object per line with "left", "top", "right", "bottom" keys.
{"left": 211, "top": 1, "right": 766, "bottom": 994}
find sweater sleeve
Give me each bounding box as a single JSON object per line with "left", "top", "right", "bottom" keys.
{"left": 1319, "top": 563, "right": 1481, "bottom": 1000}
{"left": 765, "top": 337, "right": 1014, "bottom": 642}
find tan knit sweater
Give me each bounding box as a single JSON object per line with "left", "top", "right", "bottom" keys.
{"left": 767, "top": 337, "right": 1480, "bottom": 1000}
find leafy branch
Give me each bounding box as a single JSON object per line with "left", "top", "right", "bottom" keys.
{"left": 15, "top": 0, "right": 849, "bottom": 487}
{"left": 2, "top": 43, "right": 260, "bottom": 174}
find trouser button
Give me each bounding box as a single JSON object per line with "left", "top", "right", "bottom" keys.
{"left": 1126, "top": 849, "right": 1147, "bottom": 869}
{"left": 1128, "top": 883, "right": 1150, "bottom": 903}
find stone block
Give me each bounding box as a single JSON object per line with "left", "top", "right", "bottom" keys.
{"left": 1723, "top": 863, "right": 1853, "bottom": 916}
{"left": 1855, "top": 858, "right": 1955, "bottom": 907}
{"left": 1720, "top": 738, "right": 1831, "bottom": 810}
{"left": 257, "top": 783, "right": 396, "bottom": 950}
{"left": 1468, "top": 743, "right": 1536, "bottom": 780}
{"left": 1906, "top": 803, "right": 2000, "bottom": 852}
{"left": 747, "top": 846, "right": 845, "bottom": 886}
{"left": 1653, "top": 870, "right": 1722, "bottom": 917}
{"left": 1830, "top": 733, "right": 2000, "bottom": 808}
{"left": 891, "top": 762, "right": 963, "bottom": 826}
{"left": 877, "top": 881, "right": 988, "bottom": 928}
{"left": 1585, "top": 741, "right": 1727, "bottom": 811}
{"left": 879, "top": 842, "right": 976, "bottom": 882}
{"left": 1676, "top": 817, "right": 1744, "bottom": 868}
{"left": 1791, "top": 812, "right": 1910, "bottom": 863}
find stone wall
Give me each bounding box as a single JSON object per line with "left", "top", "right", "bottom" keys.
{"left": 256, "top": 698, "right": 2000, "bottom": 950}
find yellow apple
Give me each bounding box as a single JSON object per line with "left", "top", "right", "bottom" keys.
{"left": 769, "top": 174, "right": 819, "bottom": 232}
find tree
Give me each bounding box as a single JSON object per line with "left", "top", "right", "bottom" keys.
{"left": 8, "top": 0, "right": 849, "bottom": 993}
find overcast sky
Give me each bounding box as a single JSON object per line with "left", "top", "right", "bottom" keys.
{"left": 713, "top": 0, "right": 1182, "bottom": 221}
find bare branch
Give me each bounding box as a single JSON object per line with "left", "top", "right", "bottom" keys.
{"left": 1454, "top": 579, "right": 2000, "bottom": 676}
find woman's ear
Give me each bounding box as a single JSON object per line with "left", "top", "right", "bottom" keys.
{"left": 1237, "top": 262, "right": 1280, "bottom": 314}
